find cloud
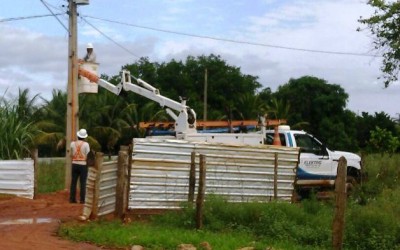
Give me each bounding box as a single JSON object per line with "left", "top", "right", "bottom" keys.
{"left": 0, "top": 0, "right": 397, "bottom": 117}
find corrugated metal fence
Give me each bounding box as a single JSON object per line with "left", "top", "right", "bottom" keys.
{"left": 84, "top": 139, "right": 299, "bottom": 218}
{"left": 84, "top": 160, "right": 118, "bottom": 218}
{"left": 0, "top": 160, "right": 34, "bottom": 199}
{"left": 129, "top": 138, "right": 299, "bottom": 210}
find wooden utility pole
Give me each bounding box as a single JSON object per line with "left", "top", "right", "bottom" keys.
{"left": 65, "top": 0, "right": 79, "bottom": 189}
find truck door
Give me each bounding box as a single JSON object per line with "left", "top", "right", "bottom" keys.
{"left": 294, "top": 133, "right": 334, "bottom": 180}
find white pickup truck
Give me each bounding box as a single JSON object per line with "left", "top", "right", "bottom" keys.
{"left": 184, "top": 125, "right": 363, "bottom": 189}
{"left": 263, "top": 125, "right": 362, "bottom": 188}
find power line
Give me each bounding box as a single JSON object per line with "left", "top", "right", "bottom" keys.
{"left": 84, "top": 15, "right": 378, "bottom": 57}
{"left": 1, "top": 11, "right": 379, "bottom": 58}
{"left": 0, "top": 13, "right": 64, "bottom": 23}
{"left": 40, "top": 0, "right": 68, "bottom": 32}
{"left": 80, "top": 17, "right": 140, "bottom": 58}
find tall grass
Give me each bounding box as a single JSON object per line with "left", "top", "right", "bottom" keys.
{"left": 58, "top": 154, "right": 400, "bottom": 249}
{"left": 0, "top": 105, "right": 35, "bottom": 159}
{"left": 37, "top": 159, "right": 65, "bottom": 193}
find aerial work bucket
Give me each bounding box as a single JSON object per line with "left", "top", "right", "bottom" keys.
{"left": 78, "top": 62, "right": 99, "bottom": 93}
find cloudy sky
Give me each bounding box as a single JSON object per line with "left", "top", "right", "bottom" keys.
{"left": 1, "top": 0, "right": 399, "bottom": 118}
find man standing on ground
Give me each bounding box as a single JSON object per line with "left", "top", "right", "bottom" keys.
{"left": 70, "top": 128, "right": 90, "bottom": 204}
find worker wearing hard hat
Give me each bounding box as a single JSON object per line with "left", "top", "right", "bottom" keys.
{"left": 83, "top": 43, "right": 96, "bottom": 63}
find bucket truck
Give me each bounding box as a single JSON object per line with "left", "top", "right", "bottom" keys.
{"left": 78, "top": 68, "right": 362, "bottom": 191}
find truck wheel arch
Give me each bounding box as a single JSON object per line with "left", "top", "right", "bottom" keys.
{"left": 347, "top": 166, "right": 361, "bottom": 184}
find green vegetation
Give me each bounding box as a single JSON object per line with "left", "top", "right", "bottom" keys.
{"left": 37, "top": 159, "right": 65, "bottom": 193}
{"left": 0, "top": 89, "right": 38, "bottom": 159}
{"left": 58, "top": 154, "right": 400, "bottom": 250}
{"left": 1, "top": 55, "right": 399, "bottom": 158}
{"left": 358, "top": 0, "right": 400, "bottom": 87}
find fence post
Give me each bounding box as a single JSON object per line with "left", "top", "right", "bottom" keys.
{"left": 332, "top": 156, "right": 347, "bottom": 250}
{"left": 196, "top": 154, "right": 206, "bottom": 229}
{"left": 115, "top": 148, "right": 129, "bottom": 219}
{"left": 274, "top": 152, "right": 278, "bottom": 200}
{"left": 31, "top": 149, "right": 38, "bottom": 199}
{"left": 188, "top": 151, "right": 196, "bottom": 202}
{"left": 125, "top": 144, "right": 133, "bottom": 213}
{"left": 91, "top": 152, "right": 104, "bottom": 219}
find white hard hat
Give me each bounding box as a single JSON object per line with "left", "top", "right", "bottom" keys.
{"left": 86, "top": 43, "right": 93, "bottom": 49}
{"left": 77, "top": 128, "right": 88, "bottom": 138}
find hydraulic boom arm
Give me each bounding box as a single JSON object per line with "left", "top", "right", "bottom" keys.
{"left": 78, "top": 67, "right": 197, "bottom": 135}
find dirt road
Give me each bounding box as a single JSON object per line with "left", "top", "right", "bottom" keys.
{"left": 0, "top": 190, "right": 107, "bottom": 250}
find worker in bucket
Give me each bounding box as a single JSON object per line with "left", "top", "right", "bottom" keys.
{"left": 69, "top": 128, "right": 91, "bottom": 204}
{"left": 83, "top": 43, "right": 96, "bottom": 63}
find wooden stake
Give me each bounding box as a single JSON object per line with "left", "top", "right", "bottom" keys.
{"left": 91, "top": 152, "right": 104, "bottom": 219}
{"left": 188, "top": 151, "right": 196, "bottom": 202}
{"left": 31, "top": 149, "right": 38, "bottom": 199}
{"left": 115, "top": 149, "right": 129, "bottom": 218}
{"left": 196, "top": 154, "right": 206, "bottom": 229}
{"left": 332, "top": 156, "right": 347, "bottom": 250}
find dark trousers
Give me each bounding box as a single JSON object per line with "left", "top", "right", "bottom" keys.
{"left": 69, "top": 163, "right": 88, "bottom": 203}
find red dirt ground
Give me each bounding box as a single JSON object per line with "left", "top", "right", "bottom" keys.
{"left": 0, "top": 190, "right": 111, "bottom": 250}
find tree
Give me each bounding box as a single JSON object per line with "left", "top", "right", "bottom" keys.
{"left": 368, "top": 126, "right": 400, "bottom": 155}
{"left": 266, "top": 97, "right": 290, "bottom": 120}
{"left": 358, "top": 0, "right": 400, "bottom": 87}
{"left": 121, "top": 54, "right": 263, "bottom": 121}
{"left": 273, "top": 76, "right": 356, "bottom": 150}
{"left": 35, "top": 90, "right": 67, "bottom": 156}
{"left": 356, "top": 111, "right": 398, "bottom": 149}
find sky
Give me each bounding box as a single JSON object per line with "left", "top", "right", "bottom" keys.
{"left": 1, "top": 0, "right": 399, "bottom": 119}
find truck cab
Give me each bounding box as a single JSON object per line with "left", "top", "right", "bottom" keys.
{"left": 265, "top": 125, "right": 362, "bottom": 188}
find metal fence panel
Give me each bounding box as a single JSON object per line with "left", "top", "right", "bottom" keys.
{"left": 0, "top": 160, "right": 34, "bottom": 199}
{"left": 97, "top": 161, "right": 118, "bottom": 216}
{"left": 129, "top": 138, "right": 299, "bottom": 210}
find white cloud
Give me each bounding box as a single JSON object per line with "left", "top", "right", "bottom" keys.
{"left": 0, "top": 0, "right": 397, "bottom": 117}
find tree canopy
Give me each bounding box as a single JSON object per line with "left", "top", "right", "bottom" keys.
{"left": 1, "top": 54, "right": 398, "bottom": 158}
{"left": 359, "top": 0, "right": 400, "bottom": 87}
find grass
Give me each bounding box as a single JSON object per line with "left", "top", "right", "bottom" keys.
{"left": 37, "top": 158, "right": 65, "bottom": 193}
{"left": 56, "top": 154, "right": 400, "bottom": 249}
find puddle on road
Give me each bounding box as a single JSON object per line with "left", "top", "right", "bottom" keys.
{"left": 0, "top": 218, "right": 56, "bottom": 225}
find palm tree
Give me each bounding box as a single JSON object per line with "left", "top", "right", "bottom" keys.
{"left": 235, "top": 93, "right": 268, "bottom": 120}
{"left": 266, "top": 97, "right": 290, "bottom": 120}
{"left": 266, "top": 97, "right": 309, "bottom": 130}
{"left": 34, "top": 90, "right": 67, "bottom": 156}
{"left": 15, "top": 88, "right": 41, "bottom": 123}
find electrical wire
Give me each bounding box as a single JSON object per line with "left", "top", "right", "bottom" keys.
{"left": 84, "top": 15, "right": 378, "bottom": 57}
{"left": 81, "top": 17, "right": 140, "bottom": 58}
{"left": 40, "top": 0, "right": 68, "bottom": 32}
{"left": 2, "top": 6, "right": 378, "bottom": 58}
{"left": 0, "top": 13, "right": 64, "bottom": 23}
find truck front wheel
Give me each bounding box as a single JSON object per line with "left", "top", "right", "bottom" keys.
{"left": 346, "top": 167, "right": 361, "bottom": 192}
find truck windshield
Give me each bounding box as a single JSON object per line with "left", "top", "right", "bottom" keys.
{"left": 294, "top": 134, "right": 323, "bottom": 155}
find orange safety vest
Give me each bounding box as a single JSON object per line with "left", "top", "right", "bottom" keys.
{"left": 72, "top": 141, "right": 86, "bottom": 161}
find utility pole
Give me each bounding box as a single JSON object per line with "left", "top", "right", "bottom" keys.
{"left": 66, "top": 0, "right": 79, "bottom": 189}
{"left": 203, "top": 68, "right": 208, "bottom": 131}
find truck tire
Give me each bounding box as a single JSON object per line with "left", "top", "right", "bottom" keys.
{"left": 346, "top": 167, "right": 361, "bottom": 193}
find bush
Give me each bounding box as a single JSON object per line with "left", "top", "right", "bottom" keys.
{"left": 346, "top": 204, "right": 400, "bottom": 249}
